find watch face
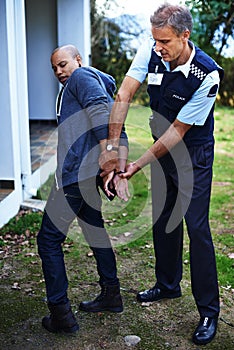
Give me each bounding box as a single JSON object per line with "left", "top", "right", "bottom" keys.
{"left": 106, "top": 144, "right": 112, "bottom": 151}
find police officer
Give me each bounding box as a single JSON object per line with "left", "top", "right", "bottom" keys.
{"left": 99, "top": 3, "right": 223, "bottom": 346}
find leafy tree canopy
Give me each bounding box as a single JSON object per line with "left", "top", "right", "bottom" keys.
{"left": 91, "top": 0, "right": 234, "bottom": 106}
{"left": 185, "top": 0, "right": 234, "bottom": 58}
{"left": 185, "top": 0, "right": 234, "bottom": 106}
{"left": 90, "top": 0, "right": 144, "bottom": 90}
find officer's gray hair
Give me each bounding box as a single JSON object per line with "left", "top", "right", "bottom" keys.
{"left": 150, "top": 3, "right": 193, "bottom": 36}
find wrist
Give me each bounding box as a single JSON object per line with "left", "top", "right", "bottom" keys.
{"left": 106, "top": 143, "right": 119, "bottom": 152}
{"left": 131, "top": 161, "right": 141, "bottom": 172}
{"left": 115, "top": 170, "right": 125, "bottom": 175}
{"left": 106, "top": 139, "right": 120, "bottom": 152}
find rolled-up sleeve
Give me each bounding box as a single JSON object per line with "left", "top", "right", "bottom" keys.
{"left": 177, "top": 70, "right": 220, "bottom": 126}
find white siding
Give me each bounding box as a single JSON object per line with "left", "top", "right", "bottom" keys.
{"left": 0, "top": 0, "right": 91, "bottom": 227}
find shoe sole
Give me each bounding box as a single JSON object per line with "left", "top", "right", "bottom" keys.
{"left": 137, "top": 293, "right": 181, "bottom": 303}
{"left": 192, "top": 334, "right": 216, "bottom": 346}
{"left": 42, "top": 323, "right": 79, "bottom": 334}
{"left": 79, "top": 306, "right": 123, "bottom": 313}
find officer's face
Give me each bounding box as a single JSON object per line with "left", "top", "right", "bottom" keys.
{"left": 51, "top": 49, "right": 81, "bottom": 85}
{"left": 152, "top": 25, "right": 190, "bottom": 66}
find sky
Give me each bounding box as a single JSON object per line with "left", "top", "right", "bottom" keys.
{"left": 96, "top": 0, "right": 186, "bottom": 46}
{"left": 96, "top": 0, "right": 185, "bottom": 20}
{"left": 96, "top": 0, "right": 186, "bottom": 51}
{"left": 96, "top": 0, "right": 234, "bottom": 57}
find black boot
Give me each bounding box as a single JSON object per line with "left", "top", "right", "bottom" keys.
{"left": 42, "top": 300, "right": 79, "bottom": 333}
{"left": 79, "top": 284, "right": 123, "bottom": 313}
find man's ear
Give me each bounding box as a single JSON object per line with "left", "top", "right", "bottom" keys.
{"left": 76, "top": 55, "right": 82, "bottom": 67}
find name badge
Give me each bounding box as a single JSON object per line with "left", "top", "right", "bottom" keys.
{"left": 148, "top": 73, "right": 163, "bottom": 86}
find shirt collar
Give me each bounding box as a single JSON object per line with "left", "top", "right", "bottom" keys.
{"left": 162, "top": 41, "right": 195, "bottom": 78}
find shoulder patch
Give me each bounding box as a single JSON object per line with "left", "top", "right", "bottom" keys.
{"left": 190, "top": 63, "right": 207, "bottom": 81}
{"left": 207, "top": 84, "right": 218, "bottom": 97}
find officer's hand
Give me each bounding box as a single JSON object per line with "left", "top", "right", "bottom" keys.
{"left": 99, "top": 149, "right": 119, "bottom": 177}
{"left": 119, "top": 162, "right": 141, "bottom": 180}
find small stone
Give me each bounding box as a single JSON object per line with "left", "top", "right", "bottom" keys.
{"left": 124, "top": 335, "right": 141, "bottom": 346}
{"left": 123, "top": 232, "right": 132, "bottom": 237}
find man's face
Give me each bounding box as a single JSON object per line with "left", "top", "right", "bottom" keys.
{"left": 152, "top": 25, "right": 189, "bottom": 63}
{"left": 51, "top": 49, "right": 81, "bottom": 85}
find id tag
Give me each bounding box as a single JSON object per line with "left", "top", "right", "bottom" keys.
{"left": 148, "top": 73, "right": 163, "bottom": 85}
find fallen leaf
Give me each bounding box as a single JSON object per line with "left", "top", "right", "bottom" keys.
{"left": 11, "top": 282, "right": 21, "bottom": 290}
{"left": 25, "top": 252, "right": 36, "bottom": 257}
{"left": 25, "top": 288, "right": 34, "bottom": 294}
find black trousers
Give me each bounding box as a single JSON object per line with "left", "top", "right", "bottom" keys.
{"left": 151, "top": 141, "right": 219, "bottom": 318}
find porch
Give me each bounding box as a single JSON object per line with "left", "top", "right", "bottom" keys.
{"left": 0, "top": 121, "right": 57, "bottom": 202}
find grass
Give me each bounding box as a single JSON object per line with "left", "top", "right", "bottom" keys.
{"left": 1, "top": 105, "right": 233, "bottom": 283}
{"left": 0, "top": 211, "right": 42, "bottom": 237}
{"left": 0, "top": 105, "right": 233, "bottom": 349}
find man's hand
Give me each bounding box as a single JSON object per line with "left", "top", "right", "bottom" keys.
{"left": 103, "top": 171, "right": 116, "bottom": 198}
{"left": 99, "top": 149, "right": 119, "bottom": 177}
{"left": 113, "top": 174, "right": 130, "bottom": 202}
{"left": 103, "top": 171, "right": 130, "bottom": 202}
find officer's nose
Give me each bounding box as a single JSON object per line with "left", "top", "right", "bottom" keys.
{"left": 155, "top": 41, "right": 163, "bottom": 52}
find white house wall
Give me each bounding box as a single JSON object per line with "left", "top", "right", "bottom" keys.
{"left": 0, "top": 0, "right": 15, "bottom": 180}
{"left": 25, "top": 0, "right": 58, "bottom": 120}
{"left": 26, "top": 0, "right": 91, "bottom": 121}
{"left": 0, "top": 0, "right": 26, "bottom": 227}
{"left": 0, "top": 0, "right": 91, "bottom": 228}
{"left": 57, "top": 0, "right": 91, "bottom": 65}
{"left": 15, "top": 0, "right": 33, "bottom": 197}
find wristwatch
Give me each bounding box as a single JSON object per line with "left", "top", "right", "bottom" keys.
{"left": 106, "top": 144, "right": 119, "bottom": 152}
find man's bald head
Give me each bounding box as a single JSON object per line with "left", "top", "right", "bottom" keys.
{"left": 51, "top": 44, "right": 83, "bottom": 85}
{"left": 51, "top": 44, "right": 82, "bottom": 60}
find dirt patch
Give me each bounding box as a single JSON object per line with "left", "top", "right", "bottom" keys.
{"left": 0, "top": 235, "right": 234, "bottom": 350}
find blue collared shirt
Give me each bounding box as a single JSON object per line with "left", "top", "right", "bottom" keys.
{"left": 127, "top": 37, "right": 220, "bottom": 126}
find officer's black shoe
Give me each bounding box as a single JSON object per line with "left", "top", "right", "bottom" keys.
{"left": 192, "top": 316, "right": 218, "bottom": 345}
{"left": 137, "top": 285, "right": 181, "bottom": 303}
{"left": 79, "top": 284, "right": 123, "bottom": 313}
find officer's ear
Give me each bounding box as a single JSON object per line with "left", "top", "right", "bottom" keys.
{"left": 182, "top": 30, "right": 190, "bottom": 42}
